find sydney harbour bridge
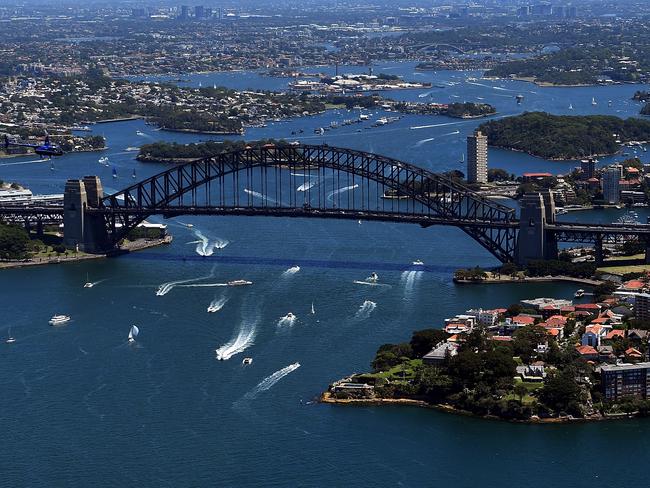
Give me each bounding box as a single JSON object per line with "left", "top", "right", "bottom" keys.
{"left": 1, "top": 144, "right": 649, "bottom": 265}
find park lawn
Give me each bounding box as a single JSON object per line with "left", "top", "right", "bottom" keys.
{"left": 371, "top": 359, "right": 423, "bottom": 381}
{"left": 514, "top": 377, "right": 544, "bottom": 392}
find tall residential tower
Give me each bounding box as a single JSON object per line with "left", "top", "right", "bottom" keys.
{"left": 467, "top": 130, "right": 488, "bottom": 184}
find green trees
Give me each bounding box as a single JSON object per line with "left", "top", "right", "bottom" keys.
{"left": 538, "top": 369, "right": 584, "bottom": 416}
{"left": 371, "top": 343, "right": 413, "bottom": 372}
{"left": 0, "top": 223, "right": 29, "bottom": 260}
{"left": 409, "top": 329, "right": 449, "bottom": 357}
{"left": 478, "top": 112, "right": 650, "bottom": 160}
{"left": 513, "top": 325, "right": 548, "bottom": 364}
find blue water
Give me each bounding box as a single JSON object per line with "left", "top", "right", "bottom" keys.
{"left": 2, "top": 62, "right": 650, "bottom": 487}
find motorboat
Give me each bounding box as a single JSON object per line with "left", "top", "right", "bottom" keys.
{"left": 284, "top": 312, "right": 296, "bottom": 320}
{"left": 128, "top": 325, "right": 139, "bottom": 343}
{"left": 5, "top": 337, "right": 16, "bottom": 344}
{"left": 228, "top": 280, "right": 253, "bottom": 286}
{"left": 49, "top": 315, "right": 71, "bottom": 326}
{"left": 366, "top": 272, "right": 379, "bottom": 283}
{"left": 136, "top": 130, "right": 146, "bottom": 136}
{"left": 574, "top": 289, "right": 585, "bottom": 298}
{"left": 83, "top": 282, "right": 94, "bottom": 288}
{"left": 412, "top": 260, "right": 424, "bottom": 266}
{"left": 98, "top": 156, "right": 108, "bottom": 164}
{"left": 242, "top": 357, "right": 253, "bottom": 365}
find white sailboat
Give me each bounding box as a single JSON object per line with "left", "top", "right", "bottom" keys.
{"left": 6, "top": 328, "right": 15, "bottom": 344}
{"left": 569, "top": 103, "right": 574, "bottom": 110}
{"left": 128, "top": 325, "right": 139, "bottom": 343}
{"left": 83, "top": 273, "right": 93, "bottom": 288}
{"left": 311, "top": 302, "right": 315, "bottom": 314}
{"left": 591, "top": 97, "right": 597, "bottom": 106}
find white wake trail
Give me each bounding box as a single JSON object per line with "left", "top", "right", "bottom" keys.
{"left": 191, "top": 229, "right": 229, "bottom": 256}
{"left": 355, "top": 300, "right": 377, "bottom": 319}
{"left": 277, "top": 315, "right": 297, "bottom": 327}
{"left": 400, "top": 270, "right": 423, "bottom": 296}
{"left": 156, "top": 266, "right": 216, "bottom": 296}
{"left": 208, "top": 295, "right": 229, "bottom": 313}
{"left": 215, "top": 319, "right": 257, "bottom": 360}
{"left": 410, "top": 121, "right": 463, "bottom": 130}
{"left": 327, "top": 184, "right": 358, "bottom": 202}
{"left": 244, "top": 188, "right": 278, "bottom": 205}
{"left": 282, "top": 266, "right": 301, "bottom": 276}
{"left": 297, "top": 177, "right": 319, "bottom": 192}
{"left": 243, "top": 362, "right": 301, "bottom": 400}
{"left": 415, "top": 137, "right": 435, "bottom": 147}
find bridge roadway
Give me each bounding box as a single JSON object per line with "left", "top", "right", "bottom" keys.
{"left": 3, "top": 203, "right": 650, "bottom": 243}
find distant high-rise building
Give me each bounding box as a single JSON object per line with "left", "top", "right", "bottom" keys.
{"left": 580, "top": 158, "right": 596, "bottom": 179}
{"left": 566, "top": 6, "right": 578, "bottom": 18}
{"left": 602, "top": 167, "right": 621, "bottom": 204}
{"left": 179, "top": 5, "right": 189, "bottom": 19}
{"left": 467, "top": 130, "right": 488, "bottom": 184}
{"left": 194, "top": 5, "right": 205, "bottom": 18}
{"left": 131, "top": 7, "right": 147, "bottom": 18}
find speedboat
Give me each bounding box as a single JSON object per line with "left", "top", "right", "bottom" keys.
{"left": 284, "top": 312, "right": 296, "bottom": 320}
{"left": 6, "top": 337, "right": 16, "bottom": 344}
{"left": 242, "top": 357, "right": 253, "bottom": 365}
{"left": 83, "top": 282, "right": 94, "bottom": 288}
{"left": 49, "top": 315, "right": 71, "bottom": 326}
{"left": 412, "top": 260, "right": 424, "bottom": 266}
{"left": 136, "top": 130, "right": 145, "bottom": 136}
{"left": 366, "top": 272, "right": 379, "bottom": 283}
{"left": 228, "top": 280, "right": 253, "bottom": 286}
{"left": 574, "top": 289, "right": 585, "bottom": 298}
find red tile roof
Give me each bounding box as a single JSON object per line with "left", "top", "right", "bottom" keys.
{"left": 512, "top": 315, "right": 536, "bottom": 325}
{"left": 576, "top": 345, "right": 598, "bottom": 355}
{"left": 605, "top": 329, "right": 625, "bottom": 340}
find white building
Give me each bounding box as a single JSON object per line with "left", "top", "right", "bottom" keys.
{"left": 467, "top": 130, "right": 488, "bottom": 184}
{"left": 602, "top": 166, "right": 621, "bottom": 204}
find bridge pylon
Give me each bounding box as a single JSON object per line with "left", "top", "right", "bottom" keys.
{"left": 63, "top": 176, "right": 110, "bottom": 253}
{"left": 516, "top": 191, "right": 558, "bottom": 265}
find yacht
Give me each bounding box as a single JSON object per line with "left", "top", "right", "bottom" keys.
{"left": 136, "top": 130, "right": 145, "bottom": 136}
{"left": 359, "top": 113, "right": 369, "bottom": 121}
{"left": 5, "top": 337, "right": 16, "bottom": 344}
{"left": 242, "top": 357, "right": 253, "bottom": 365}
{"left": 574, "top": 289, "right": 585, "bottom": 298}
{"left": 374, "top": 117, "right": 388, "bottom": 126}
{"left": 83, "top": 282, "right": 94, "bottom": 288}
{"left": 49, "top": 315, "right": 71, "bottom": 326}
{"left": 227, "top": 280, "right": 253, "bottom": 286}
{"left": 412, "top": 260, "right": 424, "bottom": 266}
{"left": 367, "top": 272, "right": 379, "bottom": 283}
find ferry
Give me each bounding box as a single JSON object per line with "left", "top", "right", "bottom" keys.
{"left": 242, "top": 357, "right": 253, "bottom": 365}
{"left": 49, "top": 315, "right": 71, "bottom": 326}
{"left": 228, "top": 280, "right": 253, "bottom": 286}
{"left": 574, "top": 289, "right": 585, "bottom": 298}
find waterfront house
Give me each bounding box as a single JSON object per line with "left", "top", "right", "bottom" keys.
{"left": 423, "top": 342, "right": 459, "bottom": 367}
{"left": 516, "top": 361, "right": 547, "bottom": 382}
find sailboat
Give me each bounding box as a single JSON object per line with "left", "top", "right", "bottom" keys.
{"left": 128, "top": 325, "right": 139, "bottom": 343}
{"left": 112, "top": 166, "right": 117, "bottom": 178}
{"left": 569, "top": 103, "right": 574, "bottom": 110}
{"left": 311, "top": 302, "right": 315, "bottom": 314}
{"left": 591, "top": 97, "right": 597, "bottom": 106}
{"left": 459, "top": 153, "right": 465, "bottom": 165}
{"left": 50, "top": 161, "right": 54, "bottom": 171}
{"left": 132, "top": 168, "right": 137, "bottom": 179}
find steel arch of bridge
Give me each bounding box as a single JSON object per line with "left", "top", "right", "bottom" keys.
{"left": 99, "top": 144, "right": 518, "bottom": 261}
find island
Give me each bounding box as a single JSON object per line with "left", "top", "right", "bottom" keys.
{"left": 323, "top": 281, "right": 650, "bottom": 422}
{"left": 136, "top": 139, "right": 288, "bottom": 164}
{"left": 477, "top": 112, "right": 650, "bottom": 160}
{"left": 392, "top": 101, "right": 496, "bottom": 119}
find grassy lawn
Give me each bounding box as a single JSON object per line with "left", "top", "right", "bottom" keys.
{"left": 514, "top": 378, "right": 544, "bottom": 392}
{"left": 369, "top": 359, "right": 423, "bottom": 381}
{"left": 324, "top": 103, "right": 346, "bottom": 110}
{"left": 597, "top": 254, "right": 649, "bottom": 275}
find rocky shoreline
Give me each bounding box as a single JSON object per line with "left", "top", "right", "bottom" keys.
{"left": 320, "top": 392, "right": 635, "bottom": 424}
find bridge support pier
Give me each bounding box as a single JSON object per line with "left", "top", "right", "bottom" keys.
{"left": 516, "top": 191, "right": 558, "bottom": 265}
{"left": 594, "top": 236, "right": 604, "bottom": 266}
{"left": 63, "top": 176, "right": 110, "bottom": 253}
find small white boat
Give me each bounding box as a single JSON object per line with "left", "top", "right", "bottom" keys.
{"left": 366, "top": 272, "right": 379, "bottom": 283}
{"left": 311, "top": 302, "right": 315, "bottom": 314}
{"left": 284, "top": 312, "right": 296, "bottom": 320}
{"left": 574, "top": 289, "right": 585, "bottom": 298}
{"left": 569, "top": 103, "right": 574, "bottom": 110}
{"left": 591, "top": 97, "right": 597, "bottom": 106}
{"left": 98, "top": 156, "right": 108, "bottom": 164}
{"left": 83, "top": 282, "right": 93, "bottom": 288}
{"left": 358, "top": 220, "right": 362, "bottom": 225}
{"left": 128, "top": 325, "right": 139, "bottom": 343}
{"left": 242, "top": 357, "right": 253, "bottom": 365}
{"left": 49, "top": 315, "right": 71, "bottom": 326}
{"left": 136, "top": 130, "right": 145, "bottom": 136}
{"left": 412, "top": 260, "right": 424, "bottom": 266}
{"left": 6, "top": 337, "right": 16, "bottom": 344}
{"left": 227, "top": 280, "right": 253, "bottom": 286}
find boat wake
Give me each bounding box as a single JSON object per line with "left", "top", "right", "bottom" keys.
{"left": 277, "top": 314, "right": 297, "bottom": 327}
{"left": 282, "top": 265, "right": 301, "bottom": 276}
{"left": 415, "top": 137, "right": 435, "bottom": 147}
{"left": 297, "top": 177, "right": 319, "bottom": 192}
{"left": 327, "top": 184, "right": 358, "bottom": 202}
{"left": 409, "top": 121, "right": 463, "bottom": 130}
{"left": 189, "top": 229, "right": 229, "bottom": 256}
{"left": 215, "top": 318, "right": 258, "bottom": 361}
{"left": 156, "top": 266, "right": 216, "bottom": 296}
{"left": 207, "top": 295, "right": 228, "bottom": 313}
{"left": 401, "top": 270, "right": 423, "bottom": 296}
{"left": 243, "top": 362, "right": 301, "bottom": 400}
{"left": 355, "top": 300, "right": 377, "bottom": 319}
{"left": 352, "top": 280, "right": 391, "bottom": 288}
{"left": 244, "top": 188, "right": 278, "bottom": 205}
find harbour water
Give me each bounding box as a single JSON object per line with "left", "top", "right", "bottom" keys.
{"left": 2, "top": 62, "right": 650, "bottom": 486}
